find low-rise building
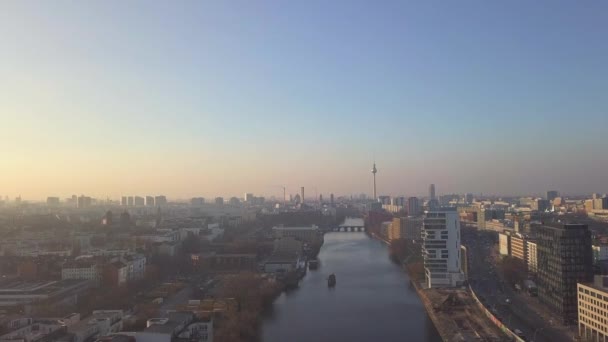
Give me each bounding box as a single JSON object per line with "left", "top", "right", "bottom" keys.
{"left": 103, "top": 262, "right": 129, "bottom": 287}
{"left": 155, "top": 242, "right": 179, "bottom": 257}
{"left": 62, "top": 261, "right": 101, "bottom": 282}
{"left": 0, "top": 279, "right": 92, "bottom": 308}
{"left": 67, "top": 310, "right": 123, "bottom": 342}
{"left": 0, "top": 318, "right": 66, "bottom": 342}
{"left": 123, "top": 254, "right": 146, "bottom": 281}
{"left": 108, "top": 311, "right": 213, "bottom": 342}
{"left": 272, "top": 225, "right": 320, "bottom": 244}
{"left": 192, "top": 252, "right": 257, "bottom": 272}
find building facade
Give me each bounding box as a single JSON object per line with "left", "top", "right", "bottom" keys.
{"left": 527, "top": 241, "right": 538, "bottom": 274}
{"left": 422, "top": 208, "right": 464, "bottom": 288}
{"left": 62, "top": 263, "right": 101, "bottom": 282}
{"left": 407, "top": 197, "right": 420, "bottom": 216}
{"left": 578, "top": 276, "right": 608, "bottom": 341}
{"left": 499, "top": 233, "right": 510, "bottom": 256}
{"left": 537, "top": 223, "right": 593, "bottom": 324}
{"left": 272, "top": 226, "right": 320, "bottom": 244}
{"left": 594, "top": 245, "right": 608, "bottom": 264}
{"left": 510, "top": 234, "right": 527, "bottom": 262}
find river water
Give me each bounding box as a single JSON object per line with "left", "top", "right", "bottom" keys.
{"left": 261, "top": 232, "right": 441, "bottom": 342}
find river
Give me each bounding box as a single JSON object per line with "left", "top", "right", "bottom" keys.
{"left": 261, "top": 232, "right": 442, "bottom": 342}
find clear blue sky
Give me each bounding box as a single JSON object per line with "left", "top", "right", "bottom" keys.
{"left": 1, "top": 1, "right": 607, "bottom": 199}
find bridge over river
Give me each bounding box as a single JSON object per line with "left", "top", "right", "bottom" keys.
{"left": 329, "top": 217, "right": 365, "bottom": 232}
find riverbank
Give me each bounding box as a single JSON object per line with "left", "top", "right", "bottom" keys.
{"left": 370, "top": 235, "right": 508, "bottom": 341}
{"left": 261, "top": 232, "right": 441, "bottom": 342}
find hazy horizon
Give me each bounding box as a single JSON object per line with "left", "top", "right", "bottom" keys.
{"left": 2, "top": 1, "right": 608, "bottom": 199}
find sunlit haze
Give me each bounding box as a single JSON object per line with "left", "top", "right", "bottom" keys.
{"left": 2, "top": 1, "right": 608, "bottom": 200}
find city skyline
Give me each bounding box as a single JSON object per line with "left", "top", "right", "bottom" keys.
{"left": 2, "top": 1, "right": 608, "bottom": 199}
{"left": 0, "top": 184, "right": 602, "bottom": 203}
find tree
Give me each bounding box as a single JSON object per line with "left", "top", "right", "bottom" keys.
{"left": 181, "top": 234, "right": 203, "bottom": 254}
{"left": 500, "top": 256, "right": 527, "bottom": 287}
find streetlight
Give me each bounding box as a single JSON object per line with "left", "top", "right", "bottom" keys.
{"left": 533, "top": 327, "right": 546, "bottom": 341}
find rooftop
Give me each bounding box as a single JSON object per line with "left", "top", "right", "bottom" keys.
{"left": 0, "top": 279, "right": 90, "bottom": 295}
{"left": 541, "top": 222, "right": 588, "bottom": 230}
{"left": 272, "top": 225, "right": 319, "bottom": 231}
{"left": 143, "top": 312, "right": 193, "bottom": 335}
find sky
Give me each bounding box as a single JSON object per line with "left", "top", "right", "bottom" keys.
{"left": 1, "top": 1, "right": 607, "bottom": 200}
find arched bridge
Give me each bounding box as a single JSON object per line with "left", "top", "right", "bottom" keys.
{"left": 331, "top": 217, "right": 365, "bottom": 232}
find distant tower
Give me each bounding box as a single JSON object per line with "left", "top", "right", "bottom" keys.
{"left": 301, "top": 187, "right": 305, "bottom": 203}
{"left": 372, "top": 162, "right": 378, "bottom": 200}
{"left": 429, "top": 184, "right": 436, "bottom": 200}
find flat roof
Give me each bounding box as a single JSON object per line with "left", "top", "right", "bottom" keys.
{"left": 143, "top": 312, "right": 192, "bottom": 334}
{"left": 0, "top": 279, "right": 90, "bottom": 295}
{"left": 272, "top": 226, "right": 319, "bottom": 230}
{"left": 541, "top": 222, "right": 588, "bottom": 230}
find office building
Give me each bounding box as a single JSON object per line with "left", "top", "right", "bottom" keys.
{"left": 145, "top": 196, "right": 155, "bottom": 207}
{"left": 47, "top": 197, "right": 60, "bottom": 206}
{"left": 330, "top": 193, "right": 334, "bottom": 206}
{"left": 499, "top": 233, "right": 511, "bottom": 256}
{"left": 407, "top": 197, "right": 420, "bottom": 216}
{"left": 547, "top": 190, "right": 559, "bottom": 202}
{"left": 392, "top": 217, "right": 422, "bottom": 241}
{"left": 244, "top": 193, "right": 254, "bottom": 203}
{"left": 465, "top": 193, "right": 473, "bottom": 204}
{"left": 77, "top": 195, "right": 92, "bottom": 208}
{"left": 127, "top": 196, "right": 134, "bottom": 206}
{"left": 378, "top": 195, "right": 391, "bottom": 205}
{"left": 191, "top": 197, "right": 205, "bottom": 206}
{"left": 155, "top": 196, "right": 167, "bottom": 206}
{"left": 510, "top": 233, "right": 528, "bottom": 262}
{"left": 214, "top": 197, "right": 224, "bottom": 205}
{"left": 578, "top": 276, "right": 608, "bottom": 341}
{"left": 300, "top": 187, "right": 305, "bottom": 203}
{"left": 391, "top": 196, "right": 405, "bottom": 206}
{"left": 121, "top": 196, "right": 127, "bottom": 206}
{"left": 527, "top": 241, "right": 538, "bottom": 273}
{"left": 537, "top": 223, "right": 593, "bottom": 324}
{"left": 531, "top": 199, "right": 550, "bottom": 212}
{"left": 134, "top": 196, "right": 145, "bottom": 206}
{"left": 429, "top": 184, "right": 436, "bottom": 200}
{"left": 593, "top": 197, "right": 608, "bottom": 210}
{"left": 228, "top": 197, "right": 240, "bottom": 205}
{"left": 422, "top": 208, "right": 464, "bottom": 288}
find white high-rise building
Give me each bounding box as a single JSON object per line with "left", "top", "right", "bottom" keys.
{"left": 422, "top": 208, "right": 465, "bottom": 288}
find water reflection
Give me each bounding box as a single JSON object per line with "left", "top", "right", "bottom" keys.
{"left": 262, "top": 232, "right": 441, "bottom": 342}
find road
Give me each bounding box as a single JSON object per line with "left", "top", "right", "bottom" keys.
{"left": 159, "top": 285, "right": 193, "bottom": 316}
{"left": 462, "top": 227, "right": 573, "bottom": 342}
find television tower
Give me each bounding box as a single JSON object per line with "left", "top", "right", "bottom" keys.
{"left": 372, "top": 162, "right": 377, "bottom": 200}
